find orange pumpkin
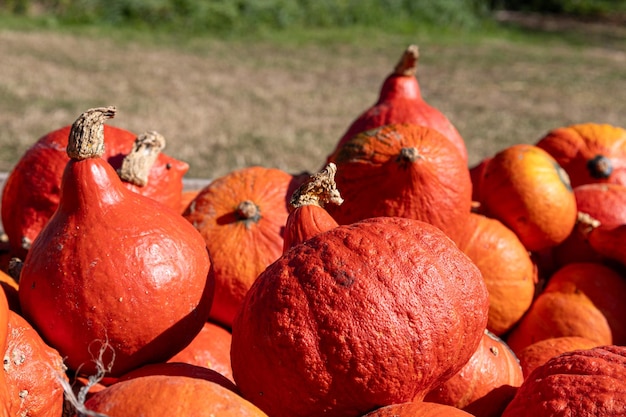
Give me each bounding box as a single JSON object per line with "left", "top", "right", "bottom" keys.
{"left": 535, "top": 123, "right": 626, "bottom": 188}
{"left": 479, "top": 144, "right": 577, "bottom": 252}
{"left": 183, "top": 166, "right": 301, "bottom": 328}
{"left": 457, "top": 213, "right": 537, "bottom": 335}
{"left": 425, "top": 330, "right": 523, "bottom": 417}
{"left": 327, "top": 123, "right": 473, "bottom": 244}
{"left": 0, "top": 269, "right": 19, "bottom": 313}
{"left": 328, "top": 44, "right": 467, "bottom": 163}
{"left": 516, "top": 336, "right": 600, "bottom": 379}
{"left": 588, "top": 223, "right": 626, "bottom": 268}
{"left": 0, "top": 291, "right": 10, "bottom": 417}
{"left": 361, "top": 401, "right": 475, "bottom": 417}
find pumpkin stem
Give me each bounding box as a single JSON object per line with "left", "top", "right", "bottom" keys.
{"left": 397, "top": 147, "right": 421, "bottom": 165}
{"left": 577, "top": 211, "right": 601, "bottom": 237}
{"left": 7, "top": 257, "right": 23, "bottom": 283}
{"left": 236, "top": 200, "right": 261, "bottom": 223}
{"left": 117, "top": 131, "right": 166, "bottom": 187}
{"left": 587, "top": 154, "right": 613, "bottom": 179}
{"left": 67, "top": 106, "right": 116, "bottom": 160}
{"left": 290, "top": 163, "right": 344, "bottom": 209}
{"left": 393, "top": 44, "right": 419, "bottom": 77}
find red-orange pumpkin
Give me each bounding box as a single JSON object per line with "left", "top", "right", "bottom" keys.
{"left": 360, "top": 401, "right": 475, "bottom": 417}
{"left": 535, "top": 123, "right": 626, "bottom": 188}
{"left": 183, "top": 165, "right": 301, "bottom": 328}
{"left": 425, "top": 330, "right": 523, "bottom": 417}
{"left": 1, "top": 124, "right": 188, "bottom": 260}
{"left": 4, "top": 310, "right": 67, "bottom": 417}
{"left": 328, "top": 44, "right": 467, "bottom": 163}
{"left": 479, "top": 144, "right": 577, "bottom": 252}
{"left": 587, "top": 223, "right": 626, "bottom": 268}
{"left": 502, "top": 345, "right": 626, "bottom": 416}
{"left": 327, "top": 123, "right": 473, "bottom": 244}
{"left": 18, "top": 107, "right": 214, "bottom": 377}
{"left": 0, "top": 269, "right": 19, "bottom": 313}
{"left": 231, "top": 216, "right": 489, "bottom": 417}
{"left": 516, "top": 336, "right": 600, "bottom": 379}
{"left": 0, "top": 291, "right": 10, "bottom": 417}
{"left": 456, "top": 213, "right": 537, "bottom": 335}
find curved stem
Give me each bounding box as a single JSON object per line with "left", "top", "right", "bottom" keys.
{"left": 290, "top": 163, "right": 344, "bottom": 209}
{"left": 67, "top": 106, "right": 116, "bottom": 160}
{"left": 393, "top": 44, "right": 419, "bottom": 77}
{"left": 118, "top": 131, "right": 166, "bottom": 187}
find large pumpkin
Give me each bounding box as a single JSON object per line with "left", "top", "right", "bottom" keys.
{"left": 1, "top": 123, "right": 188, "bottom": 260}
{"left": 535, "top": 123, "right": 626, "bottom": 188}
{"left": 502, "top": 345, "right": 626, "bottom": 416}
{"left": 231, "top": 216, "right": 489, "bottom": 417}
{"left": 183, "top": 165, "right": 300, "bottom": 328}
{"left": 327, "top": 123, "right": 472, "bottom": 244}
{"left": 361, "top": 401, "right": 475, "bottom": 417}
{"left": 328, "top": 44, "right": 467, "bottom": 163}
{"left": 0, "top": 291, "right": 10, "bottom": 417}
{"left": 479, "top": 144, "right": 577, "bottom": 252}
{"left": 18, "top": 107, "right": 214, "bottom": 376}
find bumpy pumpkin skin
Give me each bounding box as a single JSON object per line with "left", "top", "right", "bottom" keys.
{"left": 457, "top": 213, "right": 537, "bottom": 335}
{"left": 502, "top": 345, "right": 626, "bottom": 416}
{"left": 480, "top": 144, "right": 577, "bottom": 252}
{"left": 361, "top": 401, "right": 475, "bottom": 417}
{"left": 535, "top": 123, "right": 626, "bottom": 188}
{"left": 4, "top": 311, "right": 67, "bottom": 417}
{"left": 327, "top": 123, "right": 472, "bottom": 244}
{"left": 516, "top": 336, "right": 600, "bottom": 379}
{"left": 329, "top": 45, "right": 467, "bottom": 163}
{"left": 82, "top": 375, "right": 268, "bottom": 417}
{"left": 183, "top": 166, "right": 299, "bottom": 328}
{"left": 231, "top": 217, "right": 489, "bottom": 417}
{"left": 1, "top": 124, "right": 188, "bottom": 259}
{"left": 0, "top": 291, "right": 10, "bottom": 417}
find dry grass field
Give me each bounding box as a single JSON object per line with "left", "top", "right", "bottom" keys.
{"left": 1, "top": 19, "right": 625, "bottom": 180}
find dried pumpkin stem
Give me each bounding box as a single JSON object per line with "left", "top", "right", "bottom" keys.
{"left": 398, "top": 147, "right": 420, "bottom": 163}
{"left": 577, "top": 211, "right": 601, "bottom": 236}
{"left": 117, "top": 131, "right": 166, "bottom": 187}
{"left": 67, "top": 106, "right": 117, "bottom": 160}
{"left": 290, "top": 163, "right": 344, "bottom": 209}
{"left": 236, "top": 200, "right": 261, "bottom": 222}
{"left": 393, "top": 44, "right": 419, "bottom": 77}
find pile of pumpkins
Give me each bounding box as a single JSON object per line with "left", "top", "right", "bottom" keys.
{"left": 0, "top": 44, "right": 624, "bottom": 417}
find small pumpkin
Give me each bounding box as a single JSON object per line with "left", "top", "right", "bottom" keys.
{"left": 360, "top": 401, "right": 475, "bottom": 417}
{"left": 183, "top": 165, "right": 301, "bottom": 328}
{"left": 18, "top": 107, "right": 214, "bottom": 377}
{"left": 327, "top": 123, "right": 473, "bottom": 244}
{"left": 425, "top": 330, "right": 523, "bottom": 417}
{"left": 328, "top": 44, "right": 467, "bottom": 163}
{"left": 231, "top": 216, "right": 489, "bottom": 417}
{"left": 516, "top": 336, "right": 600, "bottom": 379}
{"left": 479, "top": 144, "right": 577, "bottom": 252}
{"left": 502, "top": 345, "right": 626, "bottom": 416}
{"left": 535, "top": 122, "right": 626, "bottom": 188}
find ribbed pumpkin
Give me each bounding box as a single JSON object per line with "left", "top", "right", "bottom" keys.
{"left": 4, "top": 310, "right": 67, "bottom": 417}
{"left": 535, "top": 123, "right": 626, "bottom": 188}
{"left": 425, "top": 330, "right": 523, "bottom": 417}
{"left": 79, "top": 375, "right": 268, "bottom": 417}
{"left": 183, "top": 166, "right": 300, "bottom": 328}
{"left": 1, "top": 124, "right": 188, "bottom": 259}
{"left": 360, "top": 402, "right": 475, "bottom": 417}
{"left": 502, "top": 345, "right": 626, "bottom": 416}
{"left": 328, "top": 44, "right": 467, "bottom": 163}
{"left": 327, "top": 123, "right": 472, "bottom": 244}
{"left": 457, "top": 212, "right": 537, "bottom": 335}
{"left": 516, "top": 336, "right": 600, "bottom": 379}
{"left": 231, "top": 216, "right": 489, "bottom": 417}
{"left": 479, "top": 144, "right": 577, "bottom": 252}
{"left": 18, "top": 107, "right": 214, "bottom": 377}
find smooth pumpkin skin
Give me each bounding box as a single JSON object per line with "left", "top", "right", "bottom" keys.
{"left": 283, "top": 204, "right": 339, "bottom": 251}
{"left": 457, "top": 213, "right": 537, "bottom": 335}
{"left": 535, "top": 123, "right": 626, "bottom": 188}
{"left": 0, "top": 291, "right": 10, "bottom": 417}
{"left": 588, "top": 223, "right": 626, "bottom": 268}
{"left": 0, "top": 270, "right": 19, "bottom": 313}
{"left": 329, "top": 45, "right": 467, "bottom": 163}
{"left": 81, "top": 375, "right": 268, "bottom": 417}
{"left": 19, "top": 153, "right": 214, "bottom": 377}
{"left": 231, "top": 217, "right": 489, "bottom": 417}
{"left": 480, "top": 144, "right": 577, "bottom": 252}
{"left": 1, "top": 124, "right": 188, "bottom": 259}
{"left": 327, "top": 123, "right": 472, "bottom": 244}
{"left": 502, "top": 345, "right": 626, "bottom": 416}
{"left": 183, "top": 166, "right": 300, "bottom": 328}
{"left": 4, "top": 311, "right": 67, "bottom": 417}
{"left": 516, "top": 336, "right": 600, "bottom": 379}
{"left": 361, "top": 401, "right": 475, "bottom": 417}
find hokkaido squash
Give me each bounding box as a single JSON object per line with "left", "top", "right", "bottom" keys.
{"left": 360, "top": 401, "right": 475, "bottom": 417}
{"left": 535, "top": 122, "right": 626, "bottom": 188}
{"left": 479, "top": 144, "right": 577, "bottom": 252}
{"left": 329, "top": 44, "right": 467, "bottom": 163}
{"left": 18, "top": 107, "right": 214, "bottom": 377}
{"left": 502, "top": 345, "right": 626, "bottom": 416}
{"left": 1, "top": 123, "right": 188, "bottom": 260}
{"left": 0, "top": 291, "right": 10, "bottom": 417}
{"left": 183, "top": 165, "right": 300, "bottom": 328}
{"left": 327, "top": 123, "right": 472, "bottom": 244}
{"left": 588, "top": 223, "right": 626, "bottom": 268}
{"left": 231, "top": 216, "right": 489, "bottom": 417}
